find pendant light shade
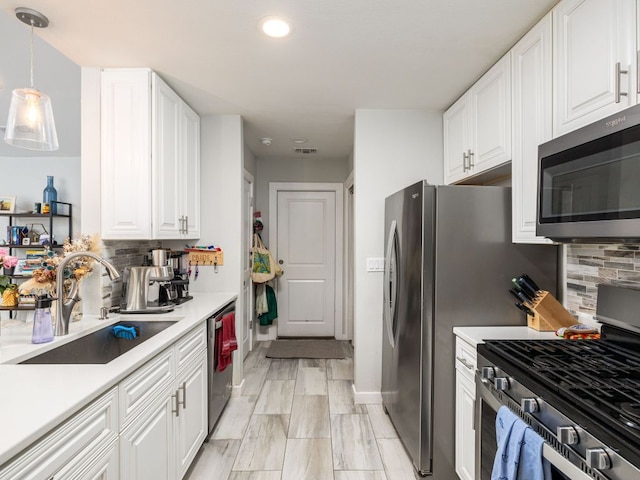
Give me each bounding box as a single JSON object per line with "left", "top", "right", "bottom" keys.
{"left": 4, "top": 7, "right": 59, "bottom": 151}
{"left": 5, "top": 87, "right": 58, "bottom": 151}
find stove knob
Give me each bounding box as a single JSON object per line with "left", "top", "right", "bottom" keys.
{"left": 556, "top": 426, "right": 579, "bottom": 445}
{"left": 494, "top": 377, "right": 510, "bottom": 391}
{"left": 481, "top": 366, "right": 496, "bottom": 381}
{"left": 520, "top": 398, "right": 539, "bottom": 413}
{"left": 585, "top": 448, "right": 611, "bottom": 470}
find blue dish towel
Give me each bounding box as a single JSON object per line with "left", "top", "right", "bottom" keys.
{"left": 518, "top": 427, "right": 551, "bottom": 480}
{"left": 492, "top": 406, "right": 527, "bottom": 480}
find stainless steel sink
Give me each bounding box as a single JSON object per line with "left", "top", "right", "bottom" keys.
{"left": 20, "top": 320, "right": 178, "bottom": 364}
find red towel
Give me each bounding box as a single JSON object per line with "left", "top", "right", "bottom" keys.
{"left": 217, "top": 312, "right": 237, "bottom": 372}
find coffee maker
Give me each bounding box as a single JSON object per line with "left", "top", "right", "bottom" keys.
{"left": 159, "top": 251, "right": 192, "bottom": 305}
{"left": 121, "top": 249, "right": 175, "bottom": 313}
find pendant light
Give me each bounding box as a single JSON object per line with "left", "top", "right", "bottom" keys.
{"left": 4, "top": 7, "right": 59, "bottom": 151}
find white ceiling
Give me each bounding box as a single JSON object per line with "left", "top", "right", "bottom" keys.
{"left": 0, "top": 0, "right": 558, "bottom": 161}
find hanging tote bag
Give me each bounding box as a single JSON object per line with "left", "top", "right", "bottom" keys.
{"left": 251, "top": 233, "right": 276, "bottom": 283}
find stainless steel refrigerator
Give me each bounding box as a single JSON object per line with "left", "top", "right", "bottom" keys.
{"left": 381, "top": 181, "right": 558, "bottom": 478}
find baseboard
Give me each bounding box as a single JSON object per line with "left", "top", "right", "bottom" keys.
{"left": 352, "top": 383, "right": 382, "bottom": 405}
{"left": 231, "top": 379, "right": 245, "bottom": 398}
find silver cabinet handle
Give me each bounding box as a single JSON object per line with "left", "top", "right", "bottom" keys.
{"left": 615, "top": 62, "right": 629, "bottom": 103}
{"left": 179, "top": 381, "right": 187, "bottom": 409}
{"left": 456, "top": 355, "right": 474, "bottom": 371}
{"left": 467, "top": 149, "right": 474, "bottom": 168}
{"left": 172, "top": 391, "right": 180, "bottom": 417}
{"left": 184, "top": 215, "right": 189, "bottom": 235}
{"left": 462, "top": 152, "right": 469, "bottom": 172}
{"left": 637, "top": 51, "right": 640, "bottom": 94}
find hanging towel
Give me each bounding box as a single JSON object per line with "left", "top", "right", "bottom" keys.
{"left": 255, "top": 283, "right": 268, "bottom": 316}
{"left": 492, "top": 406, "right": 527, "bottom": 480}
{"left": 217, "top": 312, "right": 237, "bottom": 372}
{"left": 259, "top": 284, "right": 278, "bottom": 325}
{"left": 517, "top": 426, "right": 551, "bottom": 480}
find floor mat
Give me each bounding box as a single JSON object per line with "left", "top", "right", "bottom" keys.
{"left": 265, "top": 339, "right": 348, "bottom": 359}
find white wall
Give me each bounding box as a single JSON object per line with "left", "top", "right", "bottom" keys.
{"left": 244, "top": 142, "right": 256, "bottom": 177}
{"left": 177, "top": 114, "right": 245, "bottom": 386}
{"left": 255, "top": 157, "right": 348, "bottom": 242}
{"left": 352, "top": 109, "right": 443, "bottom": 402}
{"left": 0, "top": 157, "right": 81, "bottom": 238}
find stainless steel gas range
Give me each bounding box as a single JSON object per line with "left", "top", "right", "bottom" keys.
{"left": 475, "top": 284, "right": 640, "bottom": 480}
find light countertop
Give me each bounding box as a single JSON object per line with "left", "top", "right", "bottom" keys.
{"left": 453, "top": 326, "right": 561, "bottom": 348}
{"left": 0, "top": 291, "right": 237, "bottom": 467}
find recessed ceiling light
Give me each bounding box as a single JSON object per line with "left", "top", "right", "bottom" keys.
{"left": 260, "top": 16, "right": 291, "bottom": 38}
{"left": 291, "top": 137, "right": 308, "bottom": 144}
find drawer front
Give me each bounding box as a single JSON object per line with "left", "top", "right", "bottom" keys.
{"left": 0, "top": 388, "right": 118, "bottom": 480}
{"left": 175, "top": 324, "right": 206, "bottom": 372}
{"left": 119, "top": 348, "right": 174, "bottom": 429}
{"left": 455, "top": 338, "right": 477, "bottom": 380}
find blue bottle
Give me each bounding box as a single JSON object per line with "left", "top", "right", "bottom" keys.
{"left": 43, "top": 175, "right": 58, "bottom": 214}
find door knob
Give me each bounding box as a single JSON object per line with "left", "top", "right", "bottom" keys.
{"left": 279, "top": 259, "right": 284, "bottom": 264}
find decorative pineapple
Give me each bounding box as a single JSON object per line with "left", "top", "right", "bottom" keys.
{"left": 1, "top": 283, "right": 19, "bottom": 307}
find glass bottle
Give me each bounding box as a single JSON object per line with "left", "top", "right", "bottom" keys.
{"left": 43, "top": 175, "right": 58, "bottom": 214}
{"left": 32, "top": 295, "right": 54, "bottom": 344}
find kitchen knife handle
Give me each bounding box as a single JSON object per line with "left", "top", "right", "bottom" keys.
{"left": 509, "top": 288, "right": 532, "bottom": 306}
{"left": 521, "top": 273, "right": 541, "bottom": 292}
{"left": 515, "top": 302, "right": 534, "bottom": 317}
{"left": 516, "top": 277, "right": 537, "bottom": 300}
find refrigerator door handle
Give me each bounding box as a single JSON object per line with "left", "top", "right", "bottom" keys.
{"left": 384, "top": 220, "right": 398, "bottom": 348}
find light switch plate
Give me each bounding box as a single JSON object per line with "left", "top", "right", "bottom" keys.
{"left": 366, "top": 257, "right": 385, "bottom": 272}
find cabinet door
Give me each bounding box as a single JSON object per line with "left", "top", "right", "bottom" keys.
{"left": 553, "top": 0, "right": 637, "bottom": 137}
{"left": 512, "top": 14, "right": 554, "bottom": 244}
{"left": 181, "top": 102, "right": 201, "bottom": 239}
{"left": 152, "top": 73, "right": 183, "bottom": 239}
{"left": 455, "top": 371, "right": 476, "bottom": 480}
{"left": 120, "top": 389, "right": 175, "bottom": 480}
{"left": 101, "top": 69, "right": 152, "bottom": 239}
{"left": 175, "top": 352, "right": 208, "bottom": 479}
{"left": 443, "top": 91, "right": 471, "bottom": 184}
{"left": 471, "top": 53, "right": 511, "bottom": 173}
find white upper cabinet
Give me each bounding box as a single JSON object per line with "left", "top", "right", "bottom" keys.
{"left": 512, "top": 13, "right": 554, "bottom": 244}
{"left": 443, "top": 92, "right": 471, "bottom": 184}
{"left": 102, "top": 68, "right": 201, "bottom": 240}
{"left": 553, "top": 0, "right": 637, "bottom": 137}
{"left": 444, "top": 54, "right": 512, "bottom": 184}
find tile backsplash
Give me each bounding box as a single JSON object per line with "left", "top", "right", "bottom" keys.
{"left": 566, "top": 243, "right": 640, "bottom": 316}
{"left": 101, "top": 240, "right": 159, "bottom": 307}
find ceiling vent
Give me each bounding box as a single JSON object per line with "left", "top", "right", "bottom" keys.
{"left": 293, "top": 147, "right": 318, "bottom": 155}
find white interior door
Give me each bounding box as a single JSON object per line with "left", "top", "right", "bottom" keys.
{"left": 276, "top": 190, "right": 336, "bottom": 337}
{"left": 242, "top": 173, "right": 254, "bottom": 355}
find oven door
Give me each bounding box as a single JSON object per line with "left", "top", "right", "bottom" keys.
{"left": 475, "top": 378, "right": 593, "bottom": 480}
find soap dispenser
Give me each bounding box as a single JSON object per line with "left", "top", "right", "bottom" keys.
{"left": 32, "top": 295, "right": 54, "bottom": 344}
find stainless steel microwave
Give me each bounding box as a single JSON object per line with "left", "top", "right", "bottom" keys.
{"left": 537, "top": 104, "right": 640, "bottom": 242}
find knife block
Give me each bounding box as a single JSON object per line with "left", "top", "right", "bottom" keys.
{"left": 526, "top": 290, "right": 576, "bottom": 331}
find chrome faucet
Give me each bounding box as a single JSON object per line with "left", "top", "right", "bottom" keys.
{"left": 54, "top": 252, "right": 121, "bottom": 336}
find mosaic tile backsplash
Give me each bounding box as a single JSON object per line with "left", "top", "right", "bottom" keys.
{"left": 566, "top": 243, "right": 640, "bottom": 317}
{"left": 101, "top": 240, "right": 159, "bottom": 308}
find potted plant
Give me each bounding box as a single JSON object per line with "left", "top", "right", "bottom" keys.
{"left": 0, "top": 248, "right": 19, "bottom": 307}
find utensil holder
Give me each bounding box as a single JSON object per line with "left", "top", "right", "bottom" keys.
{"left": 527, "top": 290, "right": 576, "bottom": 331}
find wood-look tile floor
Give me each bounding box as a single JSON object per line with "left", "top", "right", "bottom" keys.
{"left": 185, "top": 341, "right": 415, "bottom": 480}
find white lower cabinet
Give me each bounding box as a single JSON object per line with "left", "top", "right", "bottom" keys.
{"left": 0, "top": 388, "right": 118, "bottom": 480}
{"left": 120, "top": 387, "right": 175, "bottom": 480}
{"left": 175, "top": 352, "right": 208, "bottom": 479}
{"left": 120, "top": 325, "right": 208, "bottom": 480}
{"left": 454, "top": 337, "right": 477, "bottom": 480}
{"left": 55, "top": 438, "right": 120, "bottom": 480}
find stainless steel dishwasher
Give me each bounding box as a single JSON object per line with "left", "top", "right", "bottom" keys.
{"left": 207, "top": 301, "right": 235, "bottom": 436}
